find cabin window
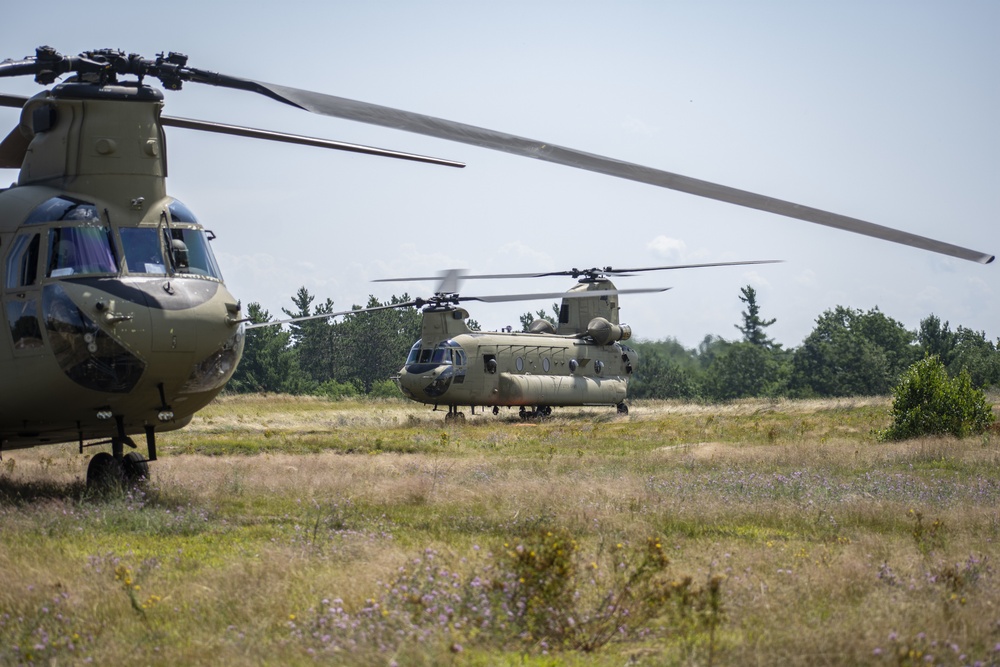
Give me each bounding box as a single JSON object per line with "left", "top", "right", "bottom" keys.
{"left": 120, "top": 227, "right": 167, "bottom": 274}
{"left": 543, "top": 357, "right": 551, "bottom": 372}
{"left": 47, "top": 226, "right": 117, "bottom": 277}
{"left": 515, "top": 356, "right": 524, "bottom": 371}
{"left": 5, "top": 233, "right": 40, "bottom": 288}
{"left": 163, "top": 227, "right": 222, "bottom": 279}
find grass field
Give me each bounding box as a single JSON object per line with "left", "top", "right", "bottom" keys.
{"left": 1, "top": 395, "right": 998, "bottom": 666}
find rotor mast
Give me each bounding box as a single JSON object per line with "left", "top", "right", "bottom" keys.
{"left": 17, "top": 85, "right": 168, "bottom": 206}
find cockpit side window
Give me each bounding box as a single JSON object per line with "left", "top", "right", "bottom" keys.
{"left": 406, "top": 341, "right": 421, "bottom": 364}
{"left": 163, "top": 227, "right": 223, "bottom": 280}
{"left": 47, "top": 226, "right": 118, "bottom": 277}
{"left": 168, "top": 199, "right": 199, "bottom": 223}
{"left": 5, "top": 233, "right": 40, "bottom": 289}
{"left": 120, "top": 227, "right": 167, "bottom": 274}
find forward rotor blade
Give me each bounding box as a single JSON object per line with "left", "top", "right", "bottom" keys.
{"left": 0, "top": 90, "right": 463, "bottom": 168}
{"left": 247, "top": 79, "right": 993, "bottom": 265}
{"left": 0, "top": 93, "right": 28, "bottom": 109}
{"left": 244, "top": 301, "right": 415, "bottom": 330}
{"left": 160, "top": 116, "right": 464, "bottom": 167}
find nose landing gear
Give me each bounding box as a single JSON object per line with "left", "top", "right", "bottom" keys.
{"left": 86, "top": 450, "right": 149, "bottom": 489}
{"left": 83, "top": 417, "right": 155, "bottom": 490}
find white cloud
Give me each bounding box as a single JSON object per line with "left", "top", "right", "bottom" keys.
{"left": 646, "top": 235, "right": 687, "bottom": 261}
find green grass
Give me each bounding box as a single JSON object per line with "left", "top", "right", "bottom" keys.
{"left": 1, "top": 395, "right": 998, "bottom": 665}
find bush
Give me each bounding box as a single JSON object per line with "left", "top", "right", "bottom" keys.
{"left": 316, "top": 379, "right": 360, "bottom": 400}
{"left": 878, "top": 355, "right": 995, "bottom": 441}
{"left": 368, "top": 379, "right": 401, "bottom": 399}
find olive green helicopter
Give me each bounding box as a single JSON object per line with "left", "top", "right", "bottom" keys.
{"left": 0, "top": 46, "right": 992, "bottom": 487}
{"left": 375, "top": 262, "right": 782, "bottom": 420}
{"left": 250, "top": 261, "right": 780, "bottom": 420}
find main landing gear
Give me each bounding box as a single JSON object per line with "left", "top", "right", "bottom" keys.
{"left": 519, "top": 405, "right": 552, "bottom": 420}
{"left": 84, "top": 417, "right": 156, "bottom": 490}
{"left": 444, "top": 405, "right": 466, "bottom": 423}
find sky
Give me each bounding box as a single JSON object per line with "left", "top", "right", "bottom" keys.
{"left": 1, "top": 1, "right": 997, "bottom": 350}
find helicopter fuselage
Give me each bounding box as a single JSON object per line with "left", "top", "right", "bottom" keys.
{"left": 0, "top": 82, "right": 243, "bottom": 453}
{"left": 397, "top": 329, "right": 633, "bottom": 409}
{"left": 395, "top": 298, "right": 637, "bottom": 416}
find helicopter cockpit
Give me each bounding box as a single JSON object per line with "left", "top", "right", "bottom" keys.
{"left": 405, "top": 339, "right": 468, "bottom": 372}
{"left": 400, "top": 339, "right": 468, "bottom": 400}
{"left": 10, "top": 196, "right": 223, "bottom": 281}
{"left": 3, "top": 193, "right": 234, "bottom": 394}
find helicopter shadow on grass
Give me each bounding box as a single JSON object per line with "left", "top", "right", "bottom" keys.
{"left": 0, "top": 474, "right": 87, "bottom": 505}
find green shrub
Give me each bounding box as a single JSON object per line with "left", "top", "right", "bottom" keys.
{"left": 878, "top": 355, "right": 995, "bottom": 441}
{"left": 316, "top": 379, "right": 360, "bottom": 400}
{"left": 367, "top": 378, "right": 401, "bottom": 399}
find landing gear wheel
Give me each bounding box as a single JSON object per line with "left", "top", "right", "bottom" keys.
{"left": 540, "top": 406, "right": 552, "bottom": 417}
{"left": 122, "top": 452, "right": 150, "bottom": 486}
{"left": 86, "top": 452, "right": 122, "bottom": 491}
{"left": 444, "top": 411, "right": 466, "bottom": 423}
{"left": 617, "top": 402, "right": 629, "bottom": 415}
{"left": 492, "top": 406, "right": 500, "bottom": 416}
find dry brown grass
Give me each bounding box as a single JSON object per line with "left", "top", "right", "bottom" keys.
{"left": 1, "top": 395, "right": 998, "bottom": 665}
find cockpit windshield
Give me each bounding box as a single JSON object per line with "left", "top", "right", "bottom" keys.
{"left": 117, "top": 225, "right": 222, "bottom": 279}
{"left": 120, "top": 227, "right": 167, "bottom": 274}
{"left": 47, "top": 226, "right": 117, "bottom": 277}
{"left": 405, "top": 340, "right": 467, "bottom": 366}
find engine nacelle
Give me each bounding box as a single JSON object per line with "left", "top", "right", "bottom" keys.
{"left": 587, "top": 317, "right": 631, "bottom": 345}
{"left": 528, "top": 318, "right": 556, "bottom": 334}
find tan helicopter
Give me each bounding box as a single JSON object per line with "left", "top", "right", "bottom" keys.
{"left": 0, "top": 47, "right": 464, "bottom": 487}
{"left": 377, "top": 262, "right": 781, "bottom": 420}
{"left": 0, "top": 47, "right": 992, "bottom": 487}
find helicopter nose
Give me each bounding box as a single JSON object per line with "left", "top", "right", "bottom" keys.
{"left": 399, "top": 363, "right": 454, "bottom": 400}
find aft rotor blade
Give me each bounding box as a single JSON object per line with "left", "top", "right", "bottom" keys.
{"left": 463, "top": 259, "right": 785, "bottom": 280}
{"left": 466, "top": 287, "right": 670, "bottom": 304}
{"left": 244, "top": 301, "right": 415, "bottom": 330}
{"left": 243, "top": 79, "right": 993, "bottom": 265}
{"left": 161, "top": 116, "right": 464, "bottom": 167}
{"left": 372, "top": 259, "right": 783, "bottom": 284}
{"left": 0, "top": 125, "right": 29, "bottom": 168}
{"left": 601, "top": 259, "right": 784, "bottom": 275}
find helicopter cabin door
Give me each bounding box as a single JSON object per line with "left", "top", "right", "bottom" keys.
{"left": 474, "top": 345, "right": 500, "bottom": 404}
{"left": 3, "top": 231, "right": 45, "bottom": 358}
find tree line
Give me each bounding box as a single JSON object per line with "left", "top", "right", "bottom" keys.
{"left": 227, "top": 285, "right": 1000, "bottom": 401}
{"left": 629, "top": 286, "right": 1000, "bottom": 401}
